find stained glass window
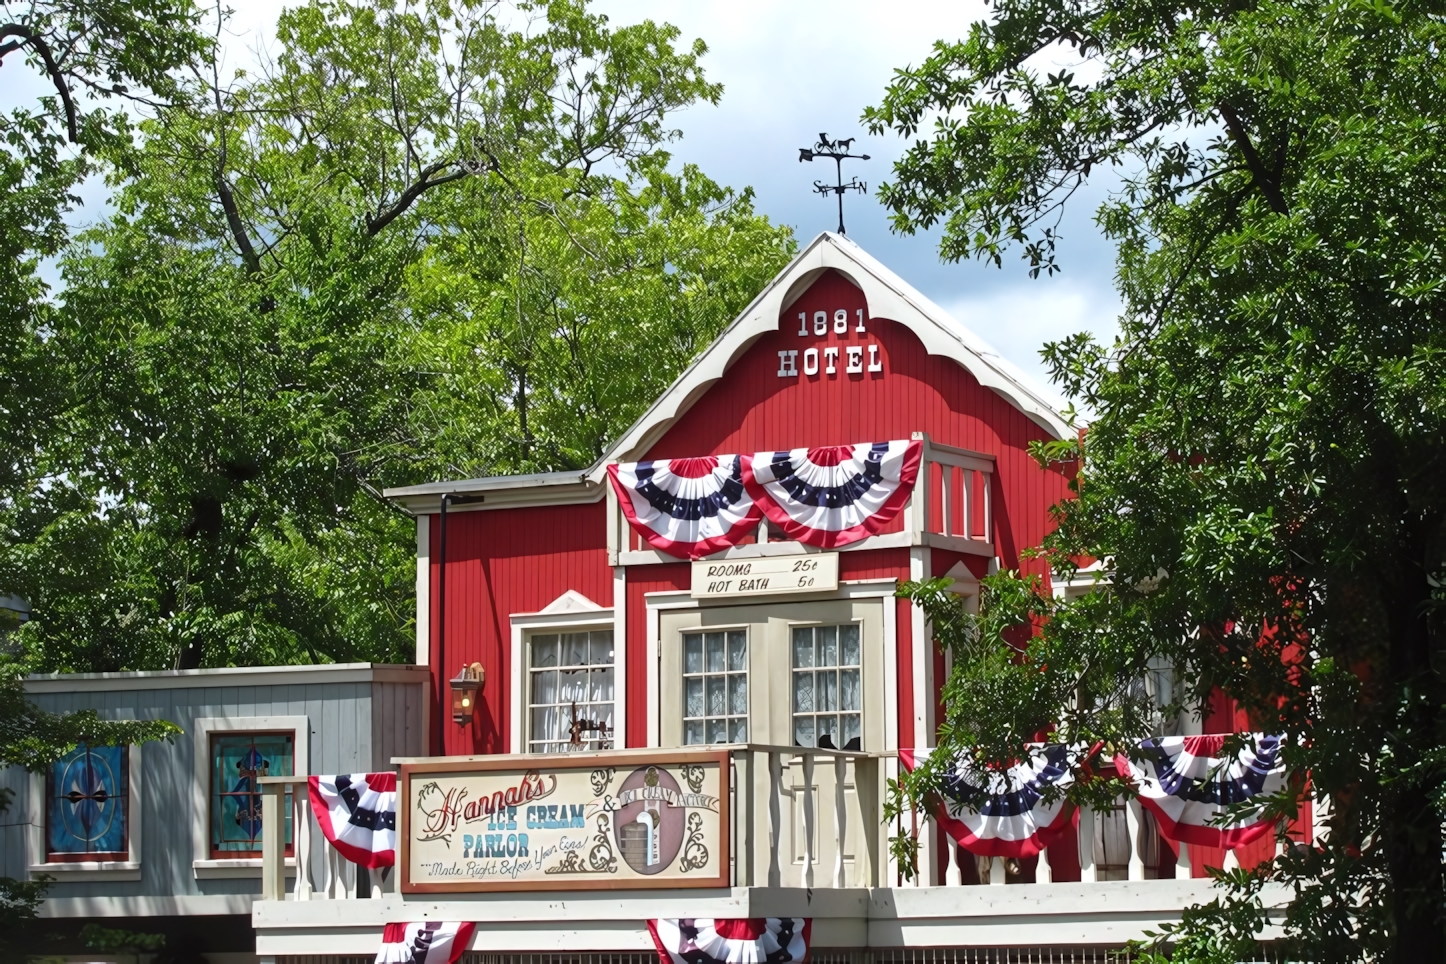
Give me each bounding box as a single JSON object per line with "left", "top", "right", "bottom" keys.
{"left": 47, "top": 744, "right": 128, "bottom": 861}
{"left": 210, "top": 732, "right": 293, "bottom": 857}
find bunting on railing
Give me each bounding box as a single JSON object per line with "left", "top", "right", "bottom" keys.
{"left": 609, "top": 455, "right": 762, "bottom": 559}
{"left": 648, "top": 918, "right": 810, "bottom": 964}
{"left": 744, "top": 439, "right": 922, "bottom": 548}
{"left": 308, "top": 773, "right": 398, "bottom": 868}
{"left": 1114, "top": 734, "right": 1287, "bottom": 849}
{"left": 374, "top": 922, "right": 474, "bottom": 964}
{"left": 900, "top": 744, "right": 1086, "bottom": 858}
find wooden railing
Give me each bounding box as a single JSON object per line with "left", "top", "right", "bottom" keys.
{"left": 258, "top": 775, "right": 394, "bottom": 902}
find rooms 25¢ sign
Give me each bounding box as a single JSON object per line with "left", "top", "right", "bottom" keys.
{"left": 399, "top": 751, "right": 730, "bottom": 892}
{"left": 777, "top": 307, "right": 884, "bottom": 379}
{"left": 690, "top": 553, "right": 839, "bottom": 599}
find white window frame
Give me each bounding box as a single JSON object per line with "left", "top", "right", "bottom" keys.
{"left": 27, "top": 744, "right": 143, "bottom": 882}
{"left": 509, "top": 605, "right": 618, "bottom": 754}
{"left": 787, "top": 619, "right": 866, "bottom": 751}
{"left": 191, "top": 715, "right": 308, "bottom": 879}
{"left": 680, "top": 624, "right": 751, "bottom": 746}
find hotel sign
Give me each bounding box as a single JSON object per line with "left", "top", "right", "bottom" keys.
{"left": 690, "top": 552, "right": 839, "bottom": 599}
{"left": 400, "top": 751, "right": 729, "bottom": 892}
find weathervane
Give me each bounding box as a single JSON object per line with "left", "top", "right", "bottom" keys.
{"left": 799, "top": 133, "right": 869, "bottom": 234}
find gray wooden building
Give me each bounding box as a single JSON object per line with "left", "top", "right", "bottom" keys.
{"left": 1, "top": 663, "right": 429, "bottom": 962}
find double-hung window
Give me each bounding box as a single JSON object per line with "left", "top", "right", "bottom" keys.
{"left": 792, "top": 623, "right": 862, "bottom": 750}
{"left": 682, "top": 629, "right": 748, "bottom": 744}
{"left": 528, "top": 631, "right": 614, "bottom": 753}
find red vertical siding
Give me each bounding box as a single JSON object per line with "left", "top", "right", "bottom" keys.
{"left": 429, "top": 502, "right": 612, "bottom": 756}
{"left": 625, "top": 564, "right": 690, "bottom": 748}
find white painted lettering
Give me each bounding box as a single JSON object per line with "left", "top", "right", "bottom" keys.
{"left": 813, "top": 311, "right": 828, "bottom": 336}
{"left": 797, "top": 311, "right": 808, "bottom": 336}
{"left": 868, "top": 343, "right": 883, "bottom": 372}
{"left": 846, "top": 346, "right": 863, "bottom": 373}
{"left": 856, "top": 308, "right": 866, "bottom": 332}
{"left": 777, "top": 350, "right": 798, "bottom": 377}
{"left": 833, "top": 309, "right": 848, "bottom": 334}
{"left": 824, "top": 346, "right": 839, "bottom": 374}
{"left": 803, "top": 348, "right": 820, "bottom": 375}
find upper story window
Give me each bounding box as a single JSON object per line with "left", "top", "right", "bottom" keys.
{"left": 792, "top": 624, "right": 862, "bottom": 750}
{"left": 682, "top": 629, "right": 748, "bottom": 745}
{"left": 529, "top": 631, "right": 614, "bottom": 753}
{"left": 210, "top": 732, "right": 293, "bottom": 857}
{"left": 47, "top": 744, "right": 128, "bottom": 861}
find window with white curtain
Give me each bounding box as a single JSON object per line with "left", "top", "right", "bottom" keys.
{"left": 791, "top": 623, "right": 862, "bottom": 750}
{"left": 682, "top": 629, "right": 748, "bottom": 745}
{"left": 528, "top": 631, "right": 614, "bottom": 753}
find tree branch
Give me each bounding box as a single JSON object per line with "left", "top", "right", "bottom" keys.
{"left": 365, "top": 159, "right": 470, "bottom": 236}
{"left": 1216, "top": 101, "right": 1288, "bottom": 215}
{"left": 1, "top": 23, "right": 79, "bottom": 142}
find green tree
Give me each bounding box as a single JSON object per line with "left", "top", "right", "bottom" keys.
{"left": 1, "top": 0, "right": 794, "bottom": 673}
{"left": 868, "top": 0, "right": 1446, "bottom": 958}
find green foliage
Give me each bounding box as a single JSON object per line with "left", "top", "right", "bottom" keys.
{"left": 0, "top": 0, "right": 793, "bottom": 672}
{"left": 0, "top": 871, "right": 50, "bottom": 961}
{"left": 80, "top": 923, "right": 167, "bottom": 954}
{"left": 870, "top": 0, "right": 1446, "bottom": 956}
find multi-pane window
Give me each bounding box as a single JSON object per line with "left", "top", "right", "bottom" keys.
{"left": 792, "top": 624, "right": 862, "bottom": 750}
{"left": 47, "top": 744, "right": 128, "bottom": 861}
{"left": 529, "top": 631, "right": 614, "bottom": 753}
{"left": 682, "top": 630, "right": 748, "bottom": 745}
{"left": 211, "top": 732, "right": 293, "bottom": 857}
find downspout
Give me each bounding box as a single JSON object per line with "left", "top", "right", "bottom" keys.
{"left": 434, "top": 492, "right": 485, "bottom": 755}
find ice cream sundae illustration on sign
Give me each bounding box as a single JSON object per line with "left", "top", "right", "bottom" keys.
{"left": 399, "top": 752, "right": 729, "bottom": 893}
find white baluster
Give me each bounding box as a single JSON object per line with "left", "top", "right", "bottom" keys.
{"left": 939, "top": 466, "right": 952, "bottom": 536}
{"left": 1176, "top": 841, "right": 1192, "bottom": 879}
{"left": 767, "top": 751, "right": 782, "bottom": 888}
{"left": 1314, "top": 793, "right": 1332, "bottom": 847}
{"left": 294, "top": 786, "right": 313, "bottom": 900}
{"left": 833, "top": 754, "right": 847, "bottom": 888}
{"left": 1126, "top": 798, "right": 1146, "bottom": 881}
{"left": 945, "top": 836, "right": 963, "bottom": 886}
{"left": 1223, "top": 848, "right": 1240, "bottom": 871}
{"left": 989, "top": 855, "right": 1006, "bottom": 885}
{"left": 1036, "top": 845, "right": 1052, "bottom": 884}
{"left": 802, "top": 753, "right": 816, "bottom": 889}
{"left": 369, "top": 866, "right": 383, "bottom": 899}
{"left": 1078, "top": 807, "right": 1097, "bottom": 882}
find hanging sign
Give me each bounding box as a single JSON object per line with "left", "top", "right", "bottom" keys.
{"left": 400, "top": 751, "right": 730, "bottom": 892}
{"left": 690, "top": 552, "right": 839, "bottom": 599}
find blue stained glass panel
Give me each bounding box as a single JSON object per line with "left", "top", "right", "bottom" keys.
{"left": 47, "top": 744, "right": 127, "bottom": 858}
{"left": 211, "top": 733, "right": 293, "bottom": 855}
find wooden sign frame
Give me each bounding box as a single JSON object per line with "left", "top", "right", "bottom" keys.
{"left": 399, "top": 749, "right": 731, "bottom": 893}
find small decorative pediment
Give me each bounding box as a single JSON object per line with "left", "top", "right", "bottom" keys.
{"left": 538, "top": 589, "right": 605, "bottom": 614}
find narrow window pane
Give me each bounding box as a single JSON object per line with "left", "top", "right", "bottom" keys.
{"left": 794, "top": 716, "right": 815, "bottom": 748}
{"left": 728, "top": 631, "right": 747, "bottom": 671}
{"left": 840, "top": 669, "right": 861, "bottom": 711}
{"left": 532, "top": 668, "right": 558, "bottom": 705}
{"left": 793, "top": 672, "right": 814, "bottom": 713}
{"left": 707, "top": 677, "right": 727, "bottom": 717}
{"left": 792, "top": 627, "right": 814, "bottom": 668}
{"left": 840, "top": 624, "right": 861, "bottom": 666}
{"left": 685, "top": 720, "right": 704, "bottom": 745}
{"left": 532, "top": 707, "right": 560, "bottom": 744}
{"left": 706, "top": 632, "right": 726, "bottom": 673}
{"left": 821, "top": 671, "right": 838, "bottom": 712}
{"left": 842, "top": 714, "right": 861, "bottom": 749}
{"left": 590, "top": 632, "right": 614, "bottom": 664}
{"left": 685, "top": 677, "right": 704, "bottom": 718}
{"left": 685, "top": 635, "right": 703, "bottom": 674}
{"left": 532, "top": 635, "right": 559, "bottom": 668}
{"left": 729, "top": 675, "right": 748, "bottom": 716}
{"left": 559, "top": 668, "right": 587, "bottom": 703}
{"left": 590, "top": 667, "right": 613, "bottom": 702}
{"left": 729, "top": 718, "right": 748, "bottom": 743}
{"left": 818, "top": 626, "right": 838, "bottom": 667}
{"left": 706, "top": 718, "right": 728, "bottom": 743}
{"left": 563, "top": 633, "right": 589, "bottom": 666}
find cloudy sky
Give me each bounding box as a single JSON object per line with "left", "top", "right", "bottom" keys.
{"left": 25, "top": 0, "right": 1124, "bottom": 396}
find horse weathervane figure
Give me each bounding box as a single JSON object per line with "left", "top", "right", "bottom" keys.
{"left": 799, "top": 133, "right": 869, "bottom": 234}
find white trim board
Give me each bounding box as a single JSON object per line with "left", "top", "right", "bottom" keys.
{"left": 27, "top": 744, "right": 143, "bottom": 882}
{"left": 191, "top": 716, "right": 309, "bottom": 879}
{"left": 25, "top": 663, "right": 429, "bottom": 693}
{"left": 507, "top": 609, "right": 619, "bottom": 755}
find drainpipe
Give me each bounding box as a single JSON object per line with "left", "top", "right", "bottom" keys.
{"left": 434, "top": 492, "right": 484, "bottom": 755}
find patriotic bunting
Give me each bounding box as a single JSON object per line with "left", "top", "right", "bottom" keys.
{"left": 374, "top": 921, "right": 474, "bottom": 964}
{"left": 308, "top": 773, "right": 398, "bottom": 868}
{"left": 900, "top": 745, "right": 1084, "bottom": 859}
{"left": 608, "top": 456, "right": 762, "bottom": 559}
{"left": 744, "top": 440, "right": 922, "bottom": 549}
{"left": 1114, "top": 734, "right": 1288, "bottom": 849}
{"left": 648, "top": 918, "right": 810, "bottom": 964}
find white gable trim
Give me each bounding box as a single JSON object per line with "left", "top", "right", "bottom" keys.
{"left": 537, "top": 589, "right": 607, "bottom": 614}
{"left": 586, "top": 232, "right": 1070, "bottom": 481}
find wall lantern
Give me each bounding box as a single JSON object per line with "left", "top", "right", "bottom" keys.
{"left": 450, "top": 662, "right": 485, "bottom": 725}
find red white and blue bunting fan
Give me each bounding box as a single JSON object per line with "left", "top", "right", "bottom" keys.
{"left": 648, "top": 918, "right": 811, "bottom": 964}
{"left": 1114, "top": 734, "right": 1287, "bottom": 849}
{"left": 744, "top": 440, "right": 922, "bottom": 548}
{"left": 900, "top": 744, "right": 1084, "bottom": 858}
{"left": 374, "top": 922, "right": 474, "bottom": 964}
{"left": 308, "top": 773, "right": 398, "bottom": 868}
{"left": 609, "top": 456, "right": 762, "bottom": 559}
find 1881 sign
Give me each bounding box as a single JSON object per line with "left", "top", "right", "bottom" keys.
{"left": 399, "top": 750, "right": 729, "bottom": 892}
